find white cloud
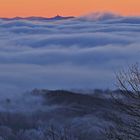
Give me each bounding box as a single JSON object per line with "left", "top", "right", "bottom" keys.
{"left": 0, "top": 14, "right": 140, "bottom": 93}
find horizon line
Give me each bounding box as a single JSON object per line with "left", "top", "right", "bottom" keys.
{"left": 0, "top": 14, "right": 75, "bottom": 19}
{"left": 0, "top": 11, "right": 140, "bottom": 19}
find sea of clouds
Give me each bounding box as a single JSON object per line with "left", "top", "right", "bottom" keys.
{"left": 0, "top": 13, "right": 140, "bottom": 95}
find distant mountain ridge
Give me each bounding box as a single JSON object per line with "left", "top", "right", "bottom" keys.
{"left": 1, "top": 13, "right": 140, "bottom": 23}
{"left": 0, "top": 15, "right": 75, "bottom": 21}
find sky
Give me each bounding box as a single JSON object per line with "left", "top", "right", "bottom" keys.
{"left": 0, "top": 0, "right": 140, "bottom": 17}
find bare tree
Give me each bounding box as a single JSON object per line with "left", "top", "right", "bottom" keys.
{"left": 43, "top": 125, "right": 79, "bottom": 140}
{"left": 106, "top": 64, "right": 140, "bottom": 140}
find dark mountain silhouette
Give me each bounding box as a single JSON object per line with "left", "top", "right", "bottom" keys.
{"left": 0, "top": 15, "right": 75, "bottom": 21}
{"left": 32, "top": 89, "right": 114, "bottom": 110}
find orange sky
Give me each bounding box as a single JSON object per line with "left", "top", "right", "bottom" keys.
{"left": 0, "top": 0, "right": 140, "bottom": 17}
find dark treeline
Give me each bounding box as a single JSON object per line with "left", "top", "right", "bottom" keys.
{"left": 0, "top": 65, "right": 140, "bottom": 140}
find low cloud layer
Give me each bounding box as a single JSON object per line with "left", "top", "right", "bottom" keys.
{"left": 0, "top": 13, "right": 140, "bottom": 94}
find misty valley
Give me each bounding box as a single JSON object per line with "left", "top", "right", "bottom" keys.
{"left": 0, "top": 13, "right": 140, "bottom": 140}
{"left": 0, "top": 89, "right": 121, "bottom": 140}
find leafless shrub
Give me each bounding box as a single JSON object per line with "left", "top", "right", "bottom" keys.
{"left": 106, "top": 64, "right": 140, "bottom": 140}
